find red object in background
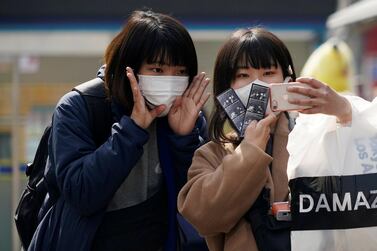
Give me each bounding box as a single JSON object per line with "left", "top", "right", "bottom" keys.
{"left": 365, "top": 26, "right": 377, "bottom": 95}
{"left": 365, "top": 26, "right": 377, "bottom": 53}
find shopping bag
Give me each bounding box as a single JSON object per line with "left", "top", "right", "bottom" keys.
{"left": 287, "top": 96, "right": 377, "bottom": 251}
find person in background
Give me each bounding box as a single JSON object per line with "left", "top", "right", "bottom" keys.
{"left": 29, "top": 10, "right": 210, "bottom": 251}
{"left": 177, "top": 28, "right": 352, "bottom": 251}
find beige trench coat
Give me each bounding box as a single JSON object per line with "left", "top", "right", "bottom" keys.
{"left": 178, "top": 115, "right": 290, "bottom": 251}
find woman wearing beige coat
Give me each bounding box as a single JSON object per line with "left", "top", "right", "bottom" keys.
{"left": 178, "top": 28, "right": 353, "bottom": 251}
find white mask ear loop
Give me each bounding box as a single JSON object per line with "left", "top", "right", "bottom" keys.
{"left": 287, "top": 65, "right": 293, "bottom": 76}
{"left": 284, "top": 76, "right": 292, "bottom": 83}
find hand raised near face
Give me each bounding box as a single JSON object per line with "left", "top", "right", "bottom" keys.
{"left": 168, "top": 72, "right": 211, "bottom": 135}
{"left": 126, "top": 67, "right": 166, "bottom": 129}
{"left": 287, "top": 77, "right": 352, "bottom": 124}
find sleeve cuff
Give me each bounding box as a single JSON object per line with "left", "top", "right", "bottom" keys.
{"left": 116, "top": 115, "right": 149, "bottom": 145}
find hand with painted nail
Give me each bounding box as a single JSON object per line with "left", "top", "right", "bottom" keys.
{"left": 126, "top": 67, "right": 166, "bottom": 129}
{"left": 168, "top": 72, "right": 211, "bottom": 135}
{"left": 287, "top": 77, "right": 352, "bottom": 124}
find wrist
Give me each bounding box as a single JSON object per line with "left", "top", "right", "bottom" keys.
{"left": 336, "top": 97, "right": 352, "bottom": 125}
{"left": 246, "top": 138, "right": 266, "bottom": 151}
{"left": 130, "top": 114, "right": 148, "bottom": 129}
{"left": 119, "top": 116, "right": 149, "bottom": 145}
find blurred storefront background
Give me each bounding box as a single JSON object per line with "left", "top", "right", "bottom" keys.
{"left": 0, "top": 1, "right": 338, "bottom": 250}
{"left": 327, "top": 0, "right": 377, "bottom": 100}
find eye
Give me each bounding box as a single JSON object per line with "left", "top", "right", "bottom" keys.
{"left": 177, "top": 68, "right": 188, "bottom": 76}
{"left": 263, "top": 71, "right": 276, "bottom": 76}
{"left": 151, "top": 67, "right": 163, "bottom": 73}
{"left": 236, "top": 73, "right": 249, "bottom": 78}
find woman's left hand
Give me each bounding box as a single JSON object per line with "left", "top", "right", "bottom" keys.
{"left": 168, "top": 73, "right": 211, "bottom": 135}
{"left": 287, "top": 77, "right": 352, "bottom": 124}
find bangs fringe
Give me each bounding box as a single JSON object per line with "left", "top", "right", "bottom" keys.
{"left": 234, "top": 37, "right": 279, "bottom": 69}
{"left": 144, "top": 36, "right": 188, "bottom": 66}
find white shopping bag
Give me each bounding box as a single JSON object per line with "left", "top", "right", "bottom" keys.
{"left": 287, "top": 96, "right": 377, "bottom": 251}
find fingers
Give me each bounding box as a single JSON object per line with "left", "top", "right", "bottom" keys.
{"left": 296, "top": 77, "right": 325, "bottom": 89}
{"left": 287, "top": 84, "right": 327, "bottom": 99}
{"left": 245, "top": 113, "right": 276, "bottom": 133}
{"left": 247, "top": 120, "right": 258, "bottom": 130}
{"left": 192, "top": 76, "right": 211, "bottom": 104}
{"left": 169, "top": 96, "right": 182, "bottom": 113}
{"left": 288, "top": 97, "right": 325, "bottom": 107}
{"left": 259, "top": 113, "right": 277, "bottom": 127}
{"left": 297, "top": 106, "right": 323, "bottom": 114}
{"left": 183, "top": 74, "right": 200, "bottom": 97}
{"left": 244, "top": 118, "right": 271, "bottom": 150}
{"left": 126, "top": 67, "right": 142, "bottom": 104}
{"left": 196, "top": 92, "right": 211, "bottom": 109}
{"left": 184, "top": 73, "right": 211, "bottom": 104}
{"left": 184, "top": 73, "right": 205, "bottom": 98}
{"left": 149, "top": 105, "right": 166, "bottom": 118}
{"left": 180, "top": 72, "right": 211, "bottom": 113}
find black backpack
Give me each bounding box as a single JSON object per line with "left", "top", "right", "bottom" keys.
{"left": 14, "top": 78, "right": 113, "bottom": 249}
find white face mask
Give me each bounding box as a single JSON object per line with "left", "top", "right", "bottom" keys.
{"left": 138, "top": 75, "right": 189, "bottom": 117}
{"left": 233, "top": 77, "right": 291, "bottom": 115}
{"left": 234, "top": 79, "right": 269, "bottom": 107}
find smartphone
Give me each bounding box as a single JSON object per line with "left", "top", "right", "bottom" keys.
{"left": 271, "top": 201, "right": 291, "bottom": 221}
{"left": 269, "top": 83, "right": 312, "bottom": 112}
{"left": 276, "top": 210, "right": 292, "bottom": 221}
{"left": 241, "top": 83, "right": 270, "bottom": 136}
{"left": 216, "top": 88, "right": 246, "bottom": 136}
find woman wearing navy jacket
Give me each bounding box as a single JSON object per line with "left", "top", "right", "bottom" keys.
{"left": 28, "top": 10, "right": 210, "bottom": 251}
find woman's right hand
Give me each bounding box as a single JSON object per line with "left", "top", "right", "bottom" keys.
{"left": 243, "top": 113, "right": 277, "bottom": 151}
{"left": 287, "top": 77, "right": 352, "bottom": 124}
{"left": 126, "top": 67, "right": 166, "bottom": 129}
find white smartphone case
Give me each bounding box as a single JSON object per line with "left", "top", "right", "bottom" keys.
{"left": 269, "top": 83, "right": 312, "bottom": 112}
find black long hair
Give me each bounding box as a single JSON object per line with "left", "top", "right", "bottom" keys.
{"left": 104, "top": 10, "right": 198, "bottom": 114}
{"left": 209, "top": 28, "right": 296, "bottom": 144}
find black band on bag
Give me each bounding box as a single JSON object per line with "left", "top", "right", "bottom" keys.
{"left": 289, "top": 173, "right": 377, "bottom": 230}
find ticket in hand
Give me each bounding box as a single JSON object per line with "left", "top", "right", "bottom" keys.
{"left": 241, "top": 83, "right": 270, "bottom": 136}
{"left": 216, "top": 88, "right": 246, "bottom": 136}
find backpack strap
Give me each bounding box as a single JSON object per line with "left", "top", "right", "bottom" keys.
{"left": 73, "top": 78, "right": 113, "bottom": 147}
{"left": 46, "top": 79, "right": 113, "bottom": 201}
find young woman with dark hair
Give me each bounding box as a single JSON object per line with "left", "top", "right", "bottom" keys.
{"left": 104, "top": 10, "right": 200, "bottom": 117}
{"left": 209, "top": 28, "right": 296, "bottom": 145}
{"left": 28, "top": 10, "right": 210, "bottom": 251}
{"left": 178, "top": 28, "right": 352, "bottom": 251}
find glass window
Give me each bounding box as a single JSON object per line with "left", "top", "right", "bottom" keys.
{"left": 25, "top": 106, "right": 54, "bottom": 163}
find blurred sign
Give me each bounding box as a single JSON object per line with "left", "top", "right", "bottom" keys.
{"left": 18, "top": 55, "right": 40, "bottom": 74}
